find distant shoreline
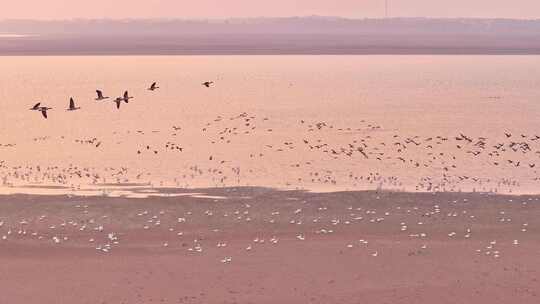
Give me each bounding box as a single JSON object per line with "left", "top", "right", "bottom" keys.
{"left": 2, "top": 51, "right": 540, "bottom": 55}
{"left": 2, "top": 34, "right": 540, "bottom": 56}
{"left": 2, "top": 17, "right": 540, "bottom": 55}
{"left": 0, "top": 185, "right": 536, "bottom": 198}
{"left": 2, "top": 43, "right": 540, "bottom": 56}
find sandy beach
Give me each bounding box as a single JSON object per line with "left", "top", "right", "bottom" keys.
{"left": 0, "top": 188, "right": 538, "bottom": 303}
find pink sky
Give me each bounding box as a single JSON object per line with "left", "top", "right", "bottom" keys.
{"left": 1, "top": 0, "right": 539, "bottom": 20}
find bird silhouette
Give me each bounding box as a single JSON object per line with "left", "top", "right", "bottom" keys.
{"left": 148, "top": 82, "right": 159, "bottom": 91}
{"left": 29, "top": 103, "right": 52, "bottom": 119}
{"left": 123, "top": 91, "right": 133, "bottom": 103}
{"left": 202, "top": 81, "right": 214, "bottom": 88}
{"left": 30, "top": 102, "right": 41, "bottom": 110}
{"left": 66, "top": 98, "right": 80, "bottom": 111}
{"left": 95, "top": 90, "right": 109, "bottom": 101}
{"left": 113, "top": 98, "right": 122, "bottom": 109}
{"left": 40, "top": 108, "right": 50, "bottom": 119}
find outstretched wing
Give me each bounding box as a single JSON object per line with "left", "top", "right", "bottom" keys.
{"left": 69, "top": 98, "right": 75, "bottom": 109}
{"left": 151, "top": 82, "right": 156, "bottom": 89}
{"left": 96, "top": 90, "right": 103, "bottom": 99}
{"left": 116, "top": 100, "right": 121, "bottom": 109}
{"left": 124, "top": 91, "right": 128, "bottom": 98}
{"left": 41, "top": 109, "right": 48, "bottom": 119}
{"left": 32, "top": 102, "right": 40, "bottom": 110}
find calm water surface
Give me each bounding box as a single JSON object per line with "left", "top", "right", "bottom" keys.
{"left": 1, "top": 55, "right": 540, "bottom": 194}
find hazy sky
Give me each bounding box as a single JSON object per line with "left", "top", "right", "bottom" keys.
{"left": 1, "top": 0, "right": 539, "bottom": 20}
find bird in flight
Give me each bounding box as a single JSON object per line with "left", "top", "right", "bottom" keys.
{"left": 67, "top": 97, "right": 80, "bottom": 111}
{"left": 148, "top": 82, "right": 159, "bottom": 91}
{"left": 113, "top": 98, "right": 123, "bottom": 109}
{"left": 40, "top": 108, "right": 51, "bottom": 118}
{"left": 123, "top": 91, "right": 133, "bottom": 103}
{"left": 95, "top": 90, "right": 109, "bottom": 101}
{"left": 202, "top": 81, "right": 214, "bottom": 88}
{"left": 30, "top": 102, "right": 41, "bottom": 111}
{"left": 30, "top": 102, "right": 52, "bottom": 119}
{"left": 114, "top": 91, "right": 133, "bottom": 108}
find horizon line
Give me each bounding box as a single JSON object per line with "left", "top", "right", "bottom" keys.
{"left": 2, "top": 15, "right": 540, "bottom": 22}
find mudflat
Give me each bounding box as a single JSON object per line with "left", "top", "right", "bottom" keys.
{"left": 0, "top": 188, "right": 538, "bottom": 303}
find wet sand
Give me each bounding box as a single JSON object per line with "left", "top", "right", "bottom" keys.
{"left": 0, "top": 188, "right": 538, "bottom": 303}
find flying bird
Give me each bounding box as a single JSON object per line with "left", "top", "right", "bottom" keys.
{"left": 30, "top": 102, "right": 41, "bottom": 110}
{"left": 95, "top": 90, "right": 109, "bottom": 101}
{"left": 202, "top": 81, "right": 214, "bottom": 88}
{"left": 67, "top": 97, "right": 80, "bottom": 111}
{"left": 40, "top": 107, "right": 51, "bottom": 118}
{"left": 113, "top": 98, "right": 122, "bottom": 109}
{"left": 123, "top": 91, "right": 133, "bottom": 103}
{"left": 148, "top": 82, "right": 159, "bottom": 91}
{"left": 30, "top": 103, "right": 51, "bottom": 119}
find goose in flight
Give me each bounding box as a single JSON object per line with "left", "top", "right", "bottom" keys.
{"left": 113, "top": 97, "right": 123, "bottom": 109}
{"left": 123, "top": 91, "right": 133, "bottom": 103}
{"left": 148, "top": 82, "right": 159, "bottom": 91}
{"left": 67, "top": 97, "right": 80, "bottom": 111}
{"left": 95, "top": 90, "right": 109, "bottom": 101}
{"left": 30, "top": 102, "right": 41, "bottom": 110}
{"left": 40, "top": 107, "right": 51, "bottom": 119}
{"left": 202, "top": 81, "right": 214, "bottom": 88}
{"left": 30, "top": 103, "right": 51, "bottom": 119}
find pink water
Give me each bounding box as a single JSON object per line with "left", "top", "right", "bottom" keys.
{"left": 1, "top": 55, "right": 540, "bottom": 194}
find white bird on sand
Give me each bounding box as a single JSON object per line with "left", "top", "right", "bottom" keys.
{"left": 220, "top": 257, "right": 232, "bottom": 263}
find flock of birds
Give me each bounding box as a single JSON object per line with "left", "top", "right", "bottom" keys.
{"left": 0, "top": 76, "right": 537, "bottom": 195}
{"left": 2, "top": 108, "right": 540, "bottom": 193}
{"left": 0, "top": 73, "right": 537, "bottom": 282}
{"left": 0, "top": 191, "right": 535, "bottom": 265}
{"left": 28, "top": 81, "right": 214, "bottom": 118}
